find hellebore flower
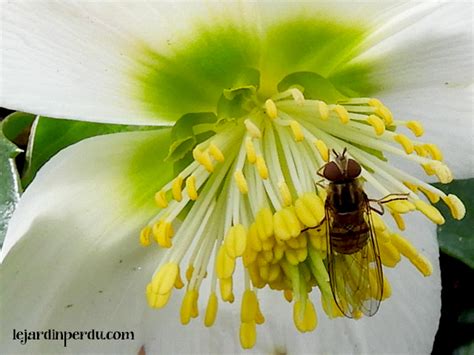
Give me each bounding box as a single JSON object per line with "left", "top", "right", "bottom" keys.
{"left": 0, "top": 1, "right": 472, "bottom": 353}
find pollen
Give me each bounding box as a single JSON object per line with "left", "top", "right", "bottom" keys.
{"left": 391, "top": 234, "right": 432, "bottom": 276}
{"left": 139, "top": 226, "right": 152, "bottom": 246}
{"left": 204, "top": 292, "right": 218, "bottom": 327}
{"left": 406, "top": 121, "right": 424, "bottom": 137}
{"left": 245, "top": 137, "right": 257, "bottom": 164}
{"left": 424, "top": 143, "right": 443, "bottom": 161}
{"left": 193, "top": 147, "right": 214, "bottom": 172}
{"left": 375, "top": 105, "right": 393, "bottom": 125}
{"left": 332, "top": 105, "right": 349, "bottom": 124}
{"left": 314, "top": 140, "right": 329, "bottom": 161}
{"left": 234, "top": 170, "right": 249, "bottom": 194}
{"left": 390, "top": 212, "right": 406, "bottom": 230}
{"left": 265, "top": 99, "right": 278, "bottom": 119}
{"left": 442, "top": 194, "right": 466, "bottom": 220}
{"left": 209, "top": 142, "right": 225, "bottom": 162}
{"left": 224, "top": 224, "right": 247, "bottom": 258}
{"left": 289, "top": 120, "right": 305, "bottom": 141}
{"left": 186, "top": 175, "right": 198, "bottom": 200}
{"left": 255, "top": 155, "right": 269, "bottom": 179}
{"left": 367, "top": 115, "right": 385, "bottom": 136}
{"left": 278, "top": 181, "right": 293, "bottom": 206}
{"left": 151, "top": 262, "right": 179, "bottom": 295}
{"left": 293, "top": 299, "right": 317, "bottom": 332}
{"left": 172, "top": 176, "right": 183, "bottom": 202}
{"left": 155, "top": 190, "right": 168, "bottom": 208}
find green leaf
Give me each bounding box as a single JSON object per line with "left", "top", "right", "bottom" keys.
{"left": 22, "top": 116, "right": 158, "bottom": 187}
{"left": 166, "top": 112, "right": 217, "bottom": 162}
{"left": 435, "top": 178, "right": 474, "bottom": 269}
{"left": 277, "top": 71, "right": 346, "bottom": 103}
{"left": 453, "top": 340, "right": 474, "bottom": 355}
{"left": 0, "top": 122, "right": 22, "bottom": 246}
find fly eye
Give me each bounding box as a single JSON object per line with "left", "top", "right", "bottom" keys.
{"left": 323, "top": 161, "right": 344, "bottom": 182}
{"left": 346, "top": 159, "right": 362, "bottom": 179}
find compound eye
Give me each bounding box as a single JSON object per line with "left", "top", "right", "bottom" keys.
{"left": 346, "top": 159, "right": 362, "bottom": 179}
{"left": 323, "top": 161, "right": 344, "bottom": 182}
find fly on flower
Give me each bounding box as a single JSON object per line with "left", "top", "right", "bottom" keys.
{"left": 317, "top": 148, "right": 408, "bottom": 318}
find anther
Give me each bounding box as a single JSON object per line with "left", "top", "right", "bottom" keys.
{"left": 314, "top": 140, "right": 329, "bottom": 161}
{"left": 278, "top": 181, "right": 293, "bottom": 206}
{"left": 406, "top": 121, "right": 424, "bottom": 137}
{"left": 367, "top": 115, "right": 385, "bottom": 135}
{"left": 234, "top": 170, "right": 249, "bottom": 194}
{"left": 391, "top": 233, "right": 432, "bottom": 276}
{"left": 333, "top": 105, "right": 349, "bottom": 124}
{"left": 376, "top": 105, "right": 393, "bottom": 125}
{"left": 289, "top": 120, "right": 304, "bottom": 142}
{"left": 317, "top": 101, "right": 329, "bottom": 120}
{"left": 209, "top": 142, "right": 225, "bottom": 162}
{"left": 172, "top": 176, "right": 183, "bottom": 202}
{"left": 289, "top": 88, "right": 305, "bottom": 104}
{"left": 255, "top": 155, "right": 269, "bottom": 179}
{"left": 394, "top": 134, "right": 414, "bottom": 154}
{"left": 139, "top": 226, "right": 152, "bottom": 246}
{"left": 193, "top": 148, "right": 214, "bottom": 172}
{"left": 265, "top": 99, "right": 278, "bottom": 119}
{"left": 155, "top": 190, "right": 168, "bottom": 208}
{"left": 186, "top": 175, "right": 198, "bottom": 200}
{"left": 414, "top": 200, "right": 445, "bottom": 224}
{"left": 245, "top": 137, "right": 257, "bottom": 164}
{"left": 424, "top": 143, "right": 443, "bottom": 161}
{"left": 204, "top": 292, "right": 218, "bottom": 327}
{"left": 442, "top": 194, "right": 466, "bottom": 220}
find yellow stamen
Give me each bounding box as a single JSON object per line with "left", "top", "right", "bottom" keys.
{"left": 394, "top": 134, "right": 414, "bottom": 154}
{"left": 294, "top": 192, "right": 325, "bottom": 227}
{"left": 234, "top": 170, "right": 249, "bottom": 194}
{"left": 289, "top": 120, "right": 304, "bottom": 141}
{"left": 415, "top": 145, "right": 430, "bottom": 158}
{"left": 442, "top": 194, "right": 466, "bottom": 220}
{"left": 245, "top": 137, "right": 257, "bottom": 164}
{"left": 265, "top": 99, "right": 278, "bottom": 119}
{"left": 224, "top": 224, "right": 247, "bottom": 258}
{"left": 172, "top": 176, "right": 183, "bottom": 202}
{"left": 419, "top": 186, "right": 440, "bottom": 204}
{"left": 240, "top": 321, "right": 257, "bottom": 349}
{"left": 151, "top": 262, "right": 179, "bottom": 295}
{"left": 174, "top": 268, "right": 184, "bottom": 289}
{"left": 390, "top": 212, "right": 406, "bottom": 230}
{"left": 273, "top": 207, "right": 301, "bottom": 241}
{"left": 216, "top": 246, "right": 236, "bottom": 278}
{"left": 244, "top": 119, "right": 262, "bottom": 139}
{"left": 186, "top": 175, "right": 198, "bottom": 200}
{"left": 333, "top": 105, "right": 349, "bottom": 124}
{"left": 414, "top": 200, "right": 445, "bottom": 224}
{"left": 290, "top": 88, "right": 305, "bottom": 104}
{"left": 154, "top": 190, "right": 168, "bottom": 208}
{"left": 318, "top": 101, "right": 329, "bottom": 120}
{"left": 368, "top": 98, "right": 383, "bottom": 108}
{"left": 426, "top": 161, "right": 453, "bottom": 183}
{"left": 386, "top": 200, "right": 415, "bottom": 214}
{"left": 241, "top": 290, "right": 258, "bottom": 323}
{"left": 424, "top": 143, "right": 443, "bottom": 161}
{"left": 185, "top": 265, "right": 194, "bottom": 282}
{"left": 146, "top": 284, "right": 171, "bottom": 309}
{"left": 220, "top": 277, "right": 234, "bottom": 302}
{"left": 278, "top": 181, "right": 293, "bottom": 206}
{"left": 139, "top": 226, "right": 152, "bottom": 247}
{"left": 209, "top": 142, "right": 225, "bottom": 162}
{"left": 404, "top": 181, "right": 419, "bottom": 193}
{"left": 293, "top": 299, "right": 317, "bottom": 332}
{"left": 382, "top": 276, "right": 392, "bottom": 300}
{"left": 376, "top": 105, "right": 393, "bottom": 125}
{"left": 314, "top": 140, "right": 329, "bottom": 161}
{"left": 256, "top": 208, "right": 274, "bottom": 240}
{"left": 367, "top": 115, "right": 385, "bottom": 136}
{"left": 193, "top": 148, "right": 214, "bottom": 172}
{"left": 180, "top": 289, "right": 198, "bottom": 325}
{"left": 204, "top": 292, "right": 218, "bottom": 327}
{"left": 153, "top": 221, "right": 174, "bottom": 248}
{"left": 406, "top": 121, "right": 424, "bottom": 137}
{"left": 391, "top": 233, "right": 433, "bottom": 276}
{"left": 378, "top": 241, "right": 401, "bottom": 267}
{"left": 255, "top": 155, "right": 269, "bottom": 179}
{"left": 284, "top": 289, "right": 293, "bottom": 302}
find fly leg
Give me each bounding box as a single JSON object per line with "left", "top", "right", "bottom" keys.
{"left": 368, "top": 193, "right": 410, "bottom": 215}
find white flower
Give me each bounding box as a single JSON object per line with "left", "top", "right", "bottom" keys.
{"left": 0, "top": 1, "right": 472, "bottom": 354}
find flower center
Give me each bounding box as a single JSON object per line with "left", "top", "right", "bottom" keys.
{"left": 139, "top": 83, "right": 464, "bottom": 349}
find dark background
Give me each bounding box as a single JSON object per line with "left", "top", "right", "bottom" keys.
{"left": 1, "top": 107, "right": 473, "bottom": 354}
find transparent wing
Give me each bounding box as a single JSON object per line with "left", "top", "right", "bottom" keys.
{"left": 326, "top": 200, "right": 383, "bottom": 318}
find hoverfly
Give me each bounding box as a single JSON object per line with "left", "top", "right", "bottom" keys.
{"left": 315, "top": 148, "right": 407, "bottom": 318}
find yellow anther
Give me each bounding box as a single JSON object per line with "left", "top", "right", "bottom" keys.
{"left": 255, "top": 155, "right": 269, "bottom": 179}
{"left": 296, "top": 248, "right": 308, "bottom": 262}
{"left": 139, "top": 226, "right": 152, "bottom": 247}
{"left": 378, "top": 241, "right": 401, "bottom": 267}
{"left": 415, "top": 145, "right": 430, "bottom": 157}
{"left": 321, "top": 296, "right": 343, "bottom": 319}
{"left": 174, "top": 268, "right": 184, "bottom": 289}
{"left": 367, "top": 114, "right": 385, "bottom": 136}
{"left": 284, "top": 289, "right": 293, "bottom": 302}
{"left": 278, "top": 181, "right": 293, "bottom": 206}
{"left": 419, "top": 186, "right": 440, "bottom": 204}
{"left": 185, "top": 265, "right": 194, "bottom": 282}
{"left": 248, "top": 223, "right": 263, "bottom": 251}
{"left": 352, "top": 310, "right": 364, "bottom": 320}
{"left": 153, "top": 220, "right": 174, "bottom": 248}
{"left": 186, "top": 175, "right": 198, "bottom": 200}
{"left": 151, "top": 262, "right": 179, "bottom": 295}
{"left": 333, "top": 105, "right": 349, "bottom": 124}
{"left": 382, "top": 275, "right": 392, "bottom": 300}
{"left": 273, "top": 243, "right": 286, "bottom": 262}
{"left": 244, "top": 119, "right": 262, "bottom": 139}
{"left": 240, "top": 321, "right": 257, "bottom": 349}
{"left": 146, "top": 285, "right": 171, "bottom": 309}
{"left": 289, "top": 120, "right": 304, "bottom": 142}
{"left": 428, "top": 161, "right": 453, "bottom": 183}
{"left": 216, "top": 246, "right": 236, "bottom": 279}
{"left": 180, "top": 290, "right": 198, "bottom": 325}
{"left": 371, "top": 213, "right": 386, "bottom": 231}
{"left": 376, "top": 105, "right": 393, "bottom": 125}
{"left": 368, "top": 98, "right": 383, "bottom": 108}
{"left": 403, "top": 181, "right": 419, "bottom": 192}
{"left": 421, "top": 162, "right": 435, "bottom": 176}
{"left": 442, "top": 194, "right": 466, "bottom": 220}
{"left": 193, "top": 147, "right": 214, "bottom": 172}
{"left": 204, "top": 292, "right": 218, "bottom": 327}
{"left": 154, "top": 189, "right": 168, "bottom": 208}
{"left": 243, "top": 244, "right": 258, "bottom": 266}
{"left": 308, "top": 227, "right": 327, "bottom": 251}
{"left": 285, "top": 249, "right": 299, "bottom": 265}
{"left": 209, "top": 142, "right": 225, "bottom": 162}
{"left": 220, "top": 277, "right": 234, "bottom": 302}
{"left": 394, "top": 134, "right": 414, "bottom": 154}
{"left": 294, "top": 192, "right": 325, "bottom": 227}
{"left": 274, "top": 207, "right": 300, "bottom": 241}
{"left": 234, "top": 170, "right": 249, "bottom": 194}
{"left": 385, "top": 200, "right": 415, "bottom": 214}
{"left": 255, "top": 302, "right": 265, "bottom": 324}
{"left": 261, "top": 237, "right": 275, "bottom": 251}
{"left": 424, "top": 143, "right": 443, "bottom": 161}
{"left": 293, "top": 299, "right": 317, "bottom": 332}
{"left": 391, "top": 233, "right": 433, "bottom": 276}
{"left": 255, "top": 207, "right": 273, "bottom": 240}
{"left": 245, "top": 137, "right": 257, "bottom": 164}
{"left": 172, "top": 176, "right": 183, "bottom": 202}
{"left": 259, "top": 264, "right": 270, "bottom": 281}
{"left": 414, "top": 200, "right": 445, "bottom": 225}
{"left": 317, "top": 101, "right": 329, "bottom": 120}
{"left": 224, "top": 224, "right": 247, "bottom": 258}
{"left": 375, "top": 228, "right": 390, "bottom": 243}
{"left": 314, "top": 140, "right": 329, "bottom": 161}
{"left": 390, "top": 212, "right": 406, "bottom": 230}
{"left": 406, "top": 120, "right": 424, "bottom": 137}
{"left": 268, "top": 264, "right": 281, "bottom": 282}
{"left": 261, "top": 250, "right": 274, "bottom": 264}
{"left": 265, "top": 99, "right": 278, "bottom": 119}
{"left": 241, "top": 290, "right": 258, "bottom": 322}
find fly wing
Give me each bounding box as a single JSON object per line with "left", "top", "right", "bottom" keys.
{"left": 326, "top": 201, "right": 383, "bottom": 318}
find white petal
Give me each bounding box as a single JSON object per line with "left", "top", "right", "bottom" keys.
{"left": 0, "top": 129, "right": 175, "bottom": 353}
